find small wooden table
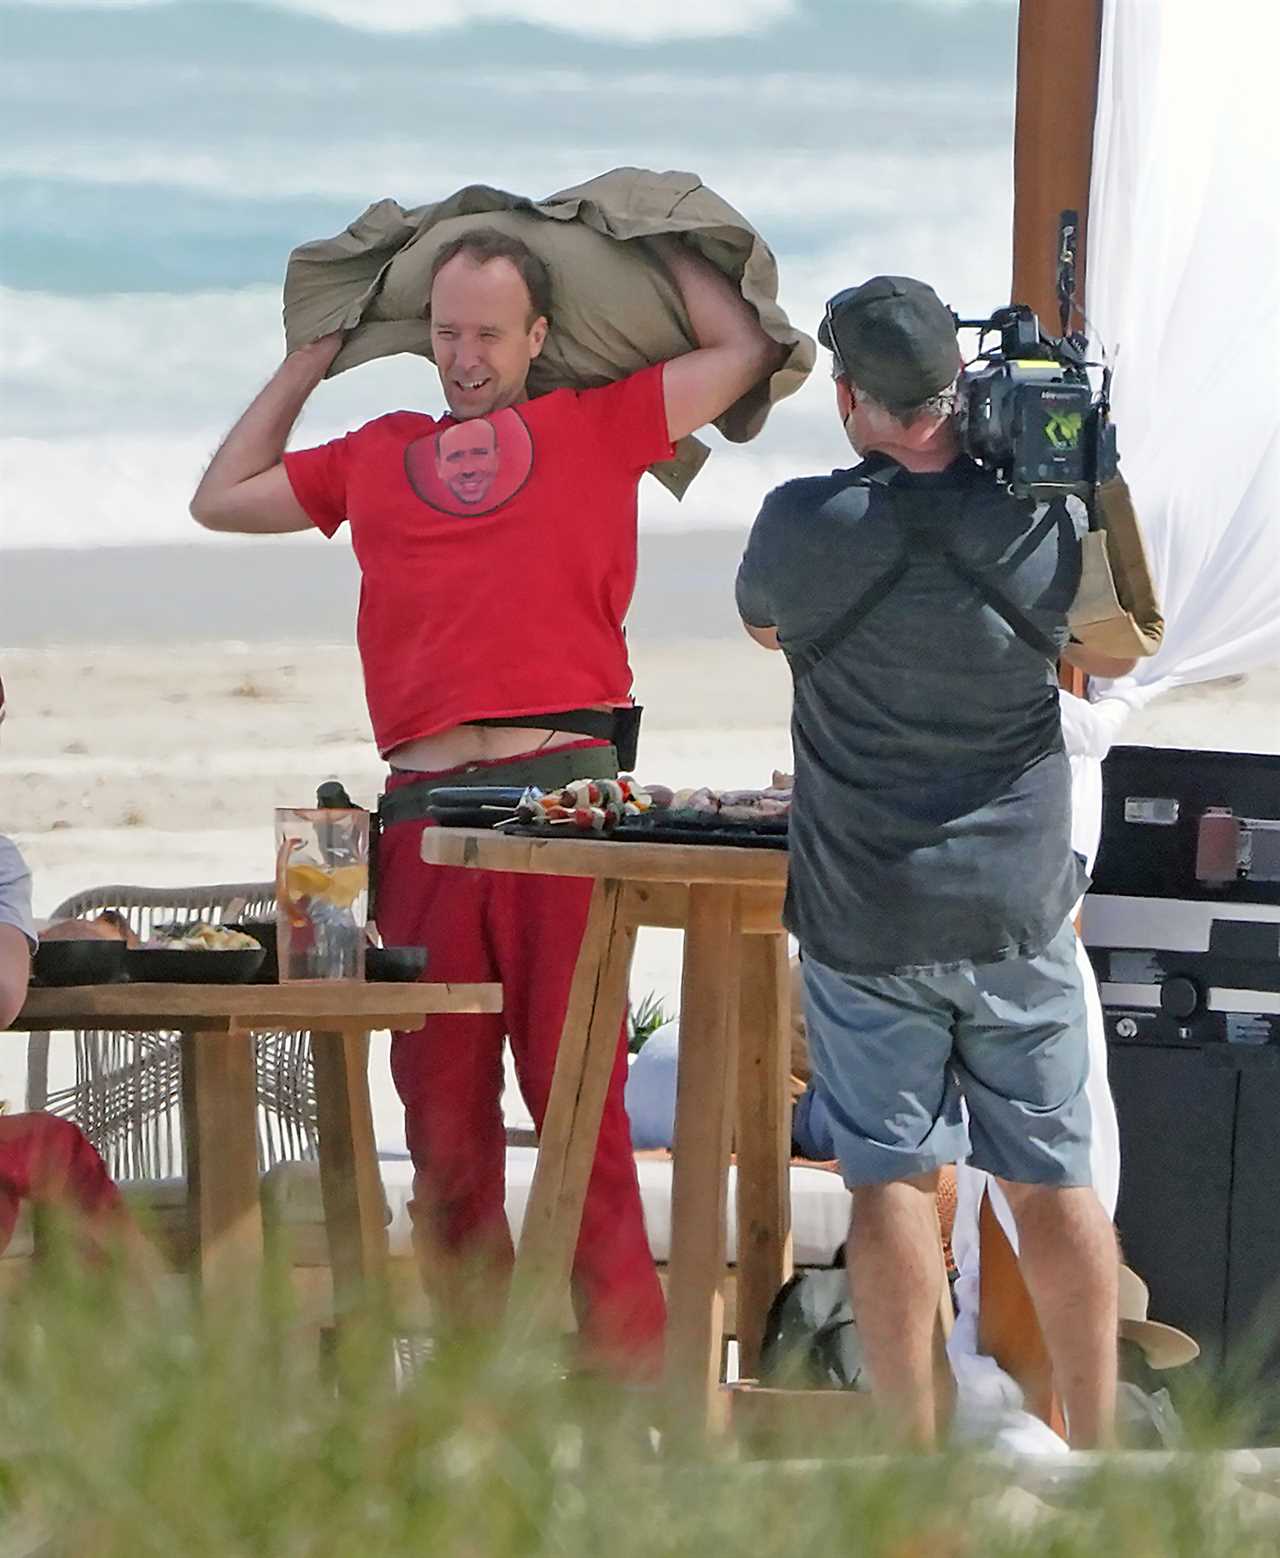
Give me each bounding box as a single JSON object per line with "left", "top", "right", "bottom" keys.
{"left": 420, "top": 826, "right": 793, "bottom": 1426}
{"left": 7, "top": 981, "right": 501, "bottom": 1305}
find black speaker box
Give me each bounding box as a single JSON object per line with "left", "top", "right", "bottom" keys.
{"left": 1083, "top": 745, "right": 1280, "bottom": 1397}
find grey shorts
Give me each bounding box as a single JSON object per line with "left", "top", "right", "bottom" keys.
{"left": 802, "top": 921, "right": 1092, "bottom": 1189}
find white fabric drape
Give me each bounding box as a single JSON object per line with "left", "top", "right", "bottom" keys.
{"left": 950, "top": 0, "right": 1280, "bottom": 1444}
{"left": 1082, "top": 0, "right": 1280, "bottom": 712}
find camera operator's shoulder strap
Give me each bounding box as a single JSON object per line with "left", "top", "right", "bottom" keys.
{"left": 788, "top": 456, "right": 912, "bottom": 681}
{"left": 931, "top": 534, "right": 1063, "bottom": 662}
{"left": 791, "top": 458, "right": 1061, "bottom": 680}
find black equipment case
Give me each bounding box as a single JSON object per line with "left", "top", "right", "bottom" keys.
{"left": 1081, "top": 745, "right": 1280, "bottom": 1387}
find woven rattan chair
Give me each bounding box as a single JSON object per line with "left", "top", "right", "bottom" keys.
{"left": 26, "top": 882, "right": 318, "bottom": 1179}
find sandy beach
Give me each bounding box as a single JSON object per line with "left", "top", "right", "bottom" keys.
{"left": 0, "top": 619, "right": 797, "bottom": 1131}
{"left": 3, "top": 560, "right": 1276, "bottom": 1138}
{"left": 10, "top": 637, "right": 1270, "bottom": 884}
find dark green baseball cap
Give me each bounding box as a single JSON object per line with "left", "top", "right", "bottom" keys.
{"left": 818, "top": 276, "right": 960, "bottom": 410}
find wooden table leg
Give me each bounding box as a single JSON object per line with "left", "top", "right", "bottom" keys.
{"left": 511, "top": 877, "right": 634, "bottom": 1337}
{"left": 311, "top": 1028, "right": 388, "bottom": 1315}
{"left": 181, "top": 1026, "right": 263, "bottom": 1291}
{"left": 734, "top": 931, "right": 793, "bottom": 1378}
{"left": 664, "top": 884, "right": 742, "bottom": 1430}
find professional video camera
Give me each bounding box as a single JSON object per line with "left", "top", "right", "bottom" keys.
{"left": 953, "top": 302, "right": 1118, "bottom": 500}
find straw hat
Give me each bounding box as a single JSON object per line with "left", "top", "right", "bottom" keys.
{"left": 1118, "top": 1265, "right": 1199, "bottom": 1369}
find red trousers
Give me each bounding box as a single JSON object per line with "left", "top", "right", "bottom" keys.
{"left": 377, "top": 756, "right": 666, "bottom": 1376}
{"left": 0, "top": 1112, "right": 125, "bottom": 1255}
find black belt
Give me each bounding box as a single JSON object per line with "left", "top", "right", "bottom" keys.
{"left": 467, "top": 705, "right": 642, "bottom": 771}
{"left": 377, "top": 742, "right": 620, "bottom": 829}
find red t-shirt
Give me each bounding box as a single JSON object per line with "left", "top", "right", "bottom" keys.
{"left": 284, "top": 366, "right": 674, "bottom": 756}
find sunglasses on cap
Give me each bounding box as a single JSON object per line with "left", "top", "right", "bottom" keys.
{"left": 822, "top": 287, "right": 860, "bottom": 380}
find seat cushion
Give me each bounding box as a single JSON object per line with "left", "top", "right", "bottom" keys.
{"left": 260, "top": 1147, "right": 850, "bottom": 1267}
{"left": 2, "top": 1150, "right": 852, "bottom": 1272}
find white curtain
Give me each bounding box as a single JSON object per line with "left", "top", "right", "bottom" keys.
{"left": 951, "top": 0, "right": 1280, "bottom": 1441}
{"left": 1081, "top": 0, "right": 1280, "bottom": 724}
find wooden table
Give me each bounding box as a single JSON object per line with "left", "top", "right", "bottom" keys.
{"left": 7, "top": 980, "right": 501, "bottom": 1305}
{"left": 420, "top": 826, "right": 792, "bottom": 1426}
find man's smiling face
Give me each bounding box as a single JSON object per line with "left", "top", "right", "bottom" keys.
{"left": 429, "top": 253, "right": 548, "bottom": 419}
{"left": 435, "top": 419, "right": 500, "bottom": 506}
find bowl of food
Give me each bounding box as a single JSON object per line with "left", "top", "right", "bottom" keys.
{"left": 33, "top": 937, "right": 129, "bottom": 987}
{"left": 225, "top": 919, "right": 279, "bottom": 983}
{"left": 125, "top": 922, "right": 266, "bottom": 985}
{"left": 365, "top": 946, "right": 429, "bottom": 983}
{"left": 34, "top": 914, "right": 135, "bottom": 986}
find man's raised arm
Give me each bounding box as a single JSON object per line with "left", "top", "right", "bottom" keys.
{"left": 190, "top": 334, "right": 343, "bottom": 534}
{"left": 651, "top": 236, "right": 785, "bottom": 444}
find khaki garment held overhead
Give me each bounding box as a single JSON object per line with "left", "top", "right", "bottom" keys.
{"left": 283, "top": 165, "right": 817, "bottom": 500}
{"left": 1069, "top": 474, "right": 1165, "bottom": 659}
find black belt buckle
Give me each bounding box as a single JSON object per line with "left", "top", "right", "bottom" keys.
{"left": 612, "top": 704, "right": 642, "bottom": 771}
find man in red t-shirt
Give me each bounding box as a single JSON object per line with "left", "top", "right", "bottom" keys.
{"left": 190, "top": 227, "right": 782, "bottom": 1375}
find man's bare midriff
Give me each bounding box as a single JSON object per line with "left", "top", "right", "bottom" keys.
{"left": 387, "top": 718, "right": 611, "bottom": 774}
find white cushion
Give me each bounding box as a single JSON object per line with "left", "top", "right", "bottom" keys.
{"left": 261, "top": 1147, "right": 850, "bottom": 1266}
{"left": 2, "top": 1150, "right": 850, "bottom": 1272}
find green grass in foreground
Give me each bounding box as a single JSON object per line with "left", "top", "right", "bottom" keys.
{"left": 0, "top": 1249, "right": 1278, "bottom": 1557}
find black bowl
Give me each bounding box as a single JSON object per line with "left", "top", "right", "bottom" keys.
{"left": 33, "top": 938, "right": 129, "bottom": 987}
{"left": 125, "top": 947, "right": 266, "bottom": 985}
{"left": 365, "top": 946, "right": 429, "bottom": 982}
{"left": 226, "top": 920, "right": 280, "bottom": 983}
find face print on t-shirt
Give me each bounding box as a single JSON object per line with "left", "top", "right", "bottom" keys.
{"left": 404, "top": 405, "right": 534, "bottom": 517}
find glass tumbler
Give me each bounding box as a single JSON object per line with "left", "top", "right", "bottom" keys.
{"left": 274, "top": 807, "right": 369, "bottom": 981}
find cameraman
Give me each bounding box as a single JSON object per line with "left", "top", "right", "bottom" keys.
{"left": 736, "top": 277, "right": 1119, "bottom": 1448}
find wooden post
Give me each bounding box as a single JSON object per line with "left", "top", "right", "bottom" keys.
{"left": 664, "top": 884, "right": 742, "bottom": 1428}
{"left": 181, "top": 1027, "right": 264, "bottom": 1291}
{"left": 1013, "top": 0, "right": 1103, "bottom": 708}
{"left": 311, "top": 1027, "right": 389, "bottom": 1314}
{"left": 510, "top": 877, "right": 634, "bottom": 1336}
{"left": 734, "top": 932, "right": 793, "bottom": 1377}
{"left": 1012, "top": 0, "right": 1104, "bottom": 330}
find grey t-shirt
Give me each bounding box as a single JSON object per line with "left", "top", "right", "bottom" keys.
{"left": 736, "top": 454, "right": 1089, "bottom": 976}
{"left": 0, "top": 835, "right": 37, "bottom": 952}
